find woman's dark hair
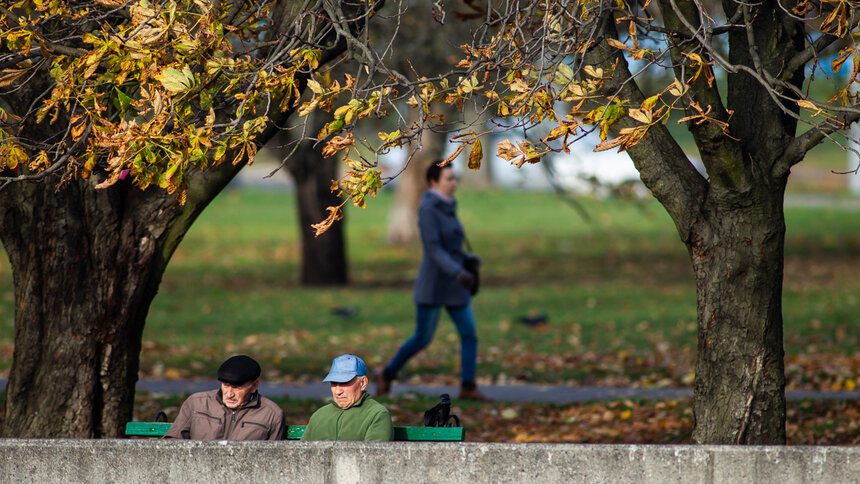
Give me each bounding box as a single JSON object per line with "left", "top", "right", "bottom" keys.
{"left": 426, "top": 162, "right": 450, "bottom": 184}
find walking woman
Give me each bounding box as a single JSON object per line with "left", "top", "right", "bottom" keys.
{"left": 375, "top": 162, "right": 491, "bottom": 401}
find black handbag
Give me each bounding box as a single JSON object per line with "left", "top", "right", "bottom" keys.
{"left": 424, "top": 394, "right": 461, "bottom": 427}
{"left": 463, "top": 255, "right": 480, "bottom": 296}
{"left": 462, "top": 234, "right": 480, "bottom": 296}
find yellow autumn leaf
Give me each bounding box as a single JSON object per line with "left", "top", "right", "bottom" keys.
{"left": 81, "top": 152, "right": 96, "bottom": 179}
{"left": 322, "top": 134, "right": 355, "bottom": 158}
{"left": 244, "top": 141, "right": 258, "bottom": 166}
{"left": 164, "top": 368, "right": 182, "bottom": 380}
{"left": 607, "top": 38, "right": 632, "bottom": 52}
{"left": 3, "top": 143, "right": 28, "bottom": 170}
{"left": 797, "top": 99, "right": 825, "bottom": 117}
{"left": 568, "top": 84, "right": 586, "bottom": 98}
{"left": 628, "top": 108, "right": 652, "bottom": 124}
{"left": 135, "top": 27, "right": 166, "bottom": 46}
{"left": 82, "top": 51, "right": 105, "bottom": 79}
{"left": 333, "top": 104, "right": 351, "bottom": 119}
{"left": 509, "top": 78, "right": 530, "bottom": 93}
{"left": 30, "top": 149, "right": 49, "bottom": 171}
{"left": 159, "top": 160, "right": 182, "bottom": 188}
{"left": 71, "top": 118, "right": 88, "bottom": 142}
{"left": 468, "top": 138, "right": 482, "bottom": 170}
{"left": 501, "top": 408, "right": 519, "bottom": 419}
{"left": 831, "top": 47, "right": 853, "bottom": 73}
{"left": 686, "top": 52, "right": 703, "bottom": 64}
{"left": 158, "top": 66, "right": 195, "bottom": 94}
{"left": 308, "top": 79, "right": 325, "bottom": 94}
{"left": 641, "top": 95, "right": 660, "bottom": 111}
{"left": 583, "top": 65, "right": 603, "bottom": 78}
{"left": 0, "top": 68, "right": 28, "bottom": 88}
{"left": 543, "top": 125, "right": 569, "bottom": 143}
{"left": 668, "top": 78, "right": 687, "bottom": 97}
{"left": 298, "top": 97, "right": 320, "bottom": 117}
{"left": 554, "top": 63, "right": 575, "bottom": 85}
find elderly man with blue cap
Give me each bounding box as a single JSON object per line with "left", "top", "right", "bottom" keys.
{"left": 302, "top": 354, "right": 394, "bottom": 441}
{"left": 164, "top": 355, "right": 285, "bottom": 440}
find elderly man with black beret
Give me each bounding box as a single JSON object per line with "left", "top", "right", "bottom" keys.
{"left": 164, "top": 355, "right": 286, "bottom": 440}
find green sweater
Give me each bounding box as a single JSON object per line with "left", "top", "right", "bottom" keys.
{"left": 301, "top": 393, "right": 394, "bottom": 441}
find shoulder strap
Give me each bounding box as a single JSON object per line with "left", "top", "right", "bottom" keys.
{"left": 463, "top": 233, "right": 473, "bottom": 253}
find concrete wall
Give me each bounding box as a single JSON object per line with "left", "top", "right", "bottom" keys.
{"left": 1, "top": 440, "right": 857, "bottom": 484}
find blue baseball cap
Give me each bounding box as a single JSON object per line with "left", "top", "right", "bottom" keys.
{"left": 323, "top": 354, "right": 367, "bottom": 383}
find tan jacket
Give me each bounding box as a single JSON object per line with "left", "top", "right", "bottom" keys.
{"left": 163, "top": 389, "right": 285, "bottom": 440}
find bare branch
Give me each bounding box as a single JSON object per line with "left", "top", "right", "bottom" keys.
{"left": 781, "top": 107, "right": 860, "bottom": 174}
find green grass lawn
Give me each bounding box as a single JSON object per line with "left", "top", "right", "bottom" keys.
{"left": 0, "top": 187, "right": 858, "bottom": 388}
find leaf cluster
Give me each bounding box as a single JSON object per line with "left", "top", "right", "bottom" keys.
{"left": 5, "top": 0, "right": 860, "bottom": 219}
{"left": 277, "top": 0, "right": 860, "bottom": 231}
{"left": 0, "top": 0, "right": 365, "bottom": 202}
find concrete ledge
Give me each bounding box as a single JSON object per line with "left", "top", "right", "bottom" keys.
{"left": 1, "top": 439, "right": 857, "bottom": 483}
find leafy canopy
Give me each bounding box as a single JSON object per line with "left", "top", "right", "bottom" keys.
{"left": 298, "top": 1, "right": 860, "bottom": 232}
{"left": 3, "top": 0, "right": 860, "bottom": 227}
{"left": 1, "top": 0, "right": 332, "bottom": 202}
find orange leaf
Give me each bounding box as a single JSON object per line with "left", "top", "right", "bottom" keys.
{"left": 496, "top": 139, "right": 520, "bottom": 162}
{"left": 439, "top": 142, "right": 467, "bottom": 167}
{"left": 594, "top": 136, "right": 625, "bottom": 152}
{"left": 312, "top": 205, "right": 345, "bottom": 237}
{"left": 322, "top": 134, "right": 354, "bottom": 158}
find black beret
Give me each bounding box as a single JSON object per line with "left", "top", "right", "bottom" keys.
{"left": 217, "top": 355, "right": 261, "bottom": 385}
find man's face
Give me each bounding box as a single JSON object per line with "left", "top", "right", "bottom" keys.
{"left": 221, "top": 379, "right": 259, "bottom": 409}
{"left": 330, "top": 375, "right": 368, "bottom": 409}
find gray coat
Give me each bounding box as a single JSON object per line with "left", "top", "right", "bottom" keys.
{"left": 413, "top": 190, "right": 471, "bottom": 307}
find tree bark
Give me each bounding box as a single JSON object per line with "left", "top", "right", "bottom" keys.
{"left": 582, "top": 3, "right": 799, "bottom": 443}
{"left": 689, "top": 187, "right": 787, "bottom": 444}
{"left": 0, "top": 175, "right": 204, "bottom": 437}
{"left": 0, "top": 0, "right": 365, "bottom": 436}
{"left": 282, "top": 129, "right": 349, "bottom": 286}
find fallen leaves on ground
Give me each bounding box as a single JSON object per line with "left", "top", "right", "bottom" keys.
{"left": 130, "top": 393, "right": 860, "bottom": 445}
{"left": 121, "top": 343, "right": 860, "bottom": 393}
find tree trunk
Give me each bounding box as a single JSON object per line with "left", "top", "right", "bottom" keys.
{"left": 386, "top": 157, "right": 428, "bottom": 246}
{"left": 0, "top": 0, "right": 360, "bottom": 438}
{"left": 386, "top": 111, "right": 447, "bottom": 245}
{"left": 0, "top": 160, "right": 243, "bottom": 437}
{"left": 689, "top": 186, "right": 787, "bottom": 444}
{"left": 286, "top": 139, "right": 349, "bottom": 286}
{"left": 574, "top": 4, "right": 803, "bottom": 443}
{"left": 0, "top": 178, "right": 178, "bottom": 436}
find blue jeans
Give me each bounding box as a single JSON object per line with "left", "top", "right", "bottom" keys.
{"left": 385, "top": 303, "right": 477, "bottom": 384}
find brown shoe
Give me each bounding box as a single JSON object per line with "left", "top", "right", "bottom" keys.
{"left": 458, "top": 387, "right": 493, "bottom": 402}
{"left": 375, "top": 368, "right": 391, "bottom": 396}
